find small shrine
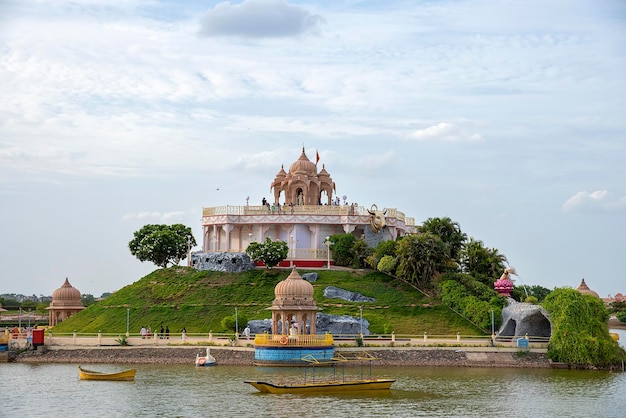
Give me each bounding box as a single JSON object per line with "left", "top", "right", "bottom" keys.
{"left": 494, "top": 268, "right": 515, "bottom": 297}
{"left": 253, "top": 268, "right": 334, "bottom": 365}
{"left": 576, "top": 278, "right": 600, "bottom": 298}
{"left": 46, "top": 278, "right": 85, "bottom": 326}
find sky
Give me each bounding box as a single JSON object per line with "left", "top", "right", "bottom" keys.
{"left": 1, "top": 0, "right": 624, "bottom": 299}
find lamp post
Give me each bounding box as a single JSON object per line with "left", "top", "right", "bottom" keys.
{"left": 359, "top": 306, "right": 363, "bottom": 336}
{"left": 235, "top": 307, "right": 239, "bottom": 336}
{"left": 491, "top": 308, "right": 495, "bottom": 337}
{"left": 324, "top": 236, "right": 331, "bottom": 269}
{"left": 126, "top": 307, "right": 130, "bottom": 337}
{"left": 18, "top": 307, "right": 22, "bottom": 330}
{"left": 28, "top": 309, "right": 31, "bottom": 329}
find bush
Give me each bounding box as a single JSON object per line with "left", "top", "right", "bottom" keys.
{"left": 377, "top": 255, "right": 397, "bottom": 274}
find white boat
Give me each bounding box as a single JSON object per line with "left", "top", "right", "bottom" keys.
{"left": 195, "top": 347, "right": 216, "bottom": 367}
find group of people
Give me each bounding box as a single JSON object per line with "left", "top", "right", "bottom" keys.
{"left": 140, "top": 325, "right": 170, "bottom": 339}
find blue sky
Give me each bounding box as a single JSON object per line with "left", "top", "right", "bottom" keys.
{"left": 1, "top": 0, "right": 624, "bottom": 299}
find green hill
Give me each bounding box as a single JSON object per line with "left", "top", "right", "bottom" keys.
{"left": 51, "top": 267, "right": 485, "bottom": 336}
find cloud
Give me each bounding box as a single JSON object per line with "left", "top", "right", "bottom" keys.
{"left": 410, "top": 122, "right": 484, "bottom": 143}
{"left": 562, "top": 190, "right": 626, "bottom": 211}
{"left": 123, "top": 211, "right": 187, "bottom": 222}
{"left": 198, "top": 0, "right": 324, "bottom": 38}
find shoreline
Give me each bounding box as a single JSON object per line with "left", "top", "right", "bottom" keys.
{"left": 11, "top": 345, "right": 553, "bottom": 368}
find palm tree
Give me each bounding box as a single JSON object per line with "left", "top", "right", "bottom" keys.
{"left": 420, "top": 217, "right": 467, "bottom": 261}
{"left": 396, "top": 233, "right": 450, "bottom": 288}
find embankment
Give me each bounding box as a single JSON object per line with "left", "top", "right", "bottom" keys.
{"left": 13, "top": 346, "right": 551, "bottom": 368}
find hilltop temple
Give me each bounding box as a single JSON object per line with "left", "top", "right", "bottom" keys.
{"left": 198, "top": 148, "right": 416, "bottom": 268}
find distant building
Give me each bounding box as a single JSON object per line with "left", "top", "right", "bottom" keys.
{"left": 199, "top": 148, "right": 416, "bottom": 268}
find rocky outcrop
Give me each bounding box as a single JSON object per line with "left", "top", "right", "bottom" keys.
{"left": 191, "top": 252, "right": 255, "bottom": 273}
{"left": 302, "top": 272, "right": 319, "bottom": 282}
{"left": 323, "top": 286, "right": 376, "bottom": 303}
{"left": 316, "top": 313, "right": 370, "bottom": 335}
{"left": 246, "top": 313, "right": 370, "bottom": 336}
{"left": 498, "top": 298, "right": 552, "bottom": 338}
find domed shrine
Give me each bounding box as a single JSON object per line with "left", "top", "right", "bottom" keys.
{"left": 46, "top": 278, "right": 85, "bottom": 326}
{"left": 198, "top": 147, "right": 416, "bottom": 269}
{"left": 576, "top": 278, "right": 599, "bottom": 298}
{"left": 494, "top": 268, "right": 515, "bottom": 297}
{"left": 253, "top": 268, "right": 334, "bottom": 365}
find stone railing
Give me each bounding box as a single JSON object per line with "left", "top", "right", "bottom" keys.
{"left": 202, "top": 205, "right": 414, "bottom": 226}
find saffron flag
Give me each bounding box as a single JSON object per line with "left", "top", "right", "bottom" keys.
{"left": 316, "top": 150, "right": 320, "bottom": 165}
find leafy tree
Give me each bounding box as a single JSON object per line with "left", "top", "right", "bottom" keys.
{"left": 616, "top": 310, "right": 626, "bottom": 323}
{"left": 328, "top": 234, "right": 357, "bottom": 266}
{"left": 543, "top": 288, "right": 625, "bottom": 367}
{"left": 221, "top": 313, "right": 249, "bottom": 333}
{"left": 420, "top": 217, "right": 467, "bottom": 261}
{"left": 81, "top": 294, "right": 95, "bottom": 306}
{"left": 459, "top": 238, "right": 507, "bottom": 284}
{"left": 129, "top": 224, "right": 196, "bottom": 268}
{"left": 396, "top": 232, "right": 450, "bottom": 288}
{"left": 351, "top": 239, "right": 373, "bottom": 269}
{"left": 245, "top": 237, "right": 288, "bottom": 268}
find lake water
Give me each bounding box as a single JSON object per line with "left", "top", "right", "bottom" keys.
{"left": 2, "top": 329, "right": 624, "bottom": 418}
{"left": 3, "top": 360, "right": 625, "bottom": 418}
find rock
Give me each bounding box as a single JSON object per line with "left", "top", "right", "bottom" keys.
{"left": 191, "top": 252, "right": 255, "bottom": 273}
{"left": 323, "top": 286, "right": 375, "bottom": 302}
{"left": 246, "top": 319, "right": 272, "bottom": 335}
{"left": 498, "top": 298, "right": 552, "bottom": 338}
{"left": 316, "top": 313, "right": 370, "bottom": 335}
{"left": 302, "top": 272, "right": 319, "bottom": 282}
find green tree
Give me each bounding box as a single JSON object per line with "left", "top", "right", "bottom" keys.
{"left": 128, "top": 224, "right": 196, "bottom": 268}
{"left": 81, "top": 294, "right": 95, "bottom": 306}
{"left": 543, "top": 288, "right": 625, "bottom": 367}
{"left": 459, "top": 238, "right": 507, "bottom": 284}
{"left": 396, "top": 232, "right": 450, "bottom": 288}
{"left": 245, "top": 237, "right": 288, "bottom": 268}
{"left": 328, "top": 234, "right": 357, "bottom": 266}
{"left": 420, "top": 217, "right": 467, "bottom": 261}
{"left": 351, "top": 239, "right": 373, "bottom": 269}
{"left": 377, "top": 255, "right": 397, "bottom": 274}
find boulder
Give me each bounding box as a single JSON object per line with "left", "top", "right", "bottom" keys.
{"left": 323, "top": 286, "right": 376, "bottom": 302}
{"left": 302, "top": 272, "right": 319, "bottom": 282}
{"left": 245, "top": 313, "right": 370, "bottom": 336}
{"left": 316, "top": 313, "right": 370, "bottom": 335}
{"left": 497, "top": 298, "right": 552, "bottom": 339}
{"left": 191, "top": 252, "right": 255, "bottom": 273}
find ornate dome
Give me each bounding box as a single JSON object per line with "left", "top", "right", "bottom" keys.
{"left": 576, "top": 278, "right": 599, "bottom": 298}
{"left": 288, "top": 148, "right": 317, "bottom": 175}
{"left": 50, "top": 278, "right": 83, "bottom": 307}
{"left": 273, "top": 268, "right": 315, "bottom": 306}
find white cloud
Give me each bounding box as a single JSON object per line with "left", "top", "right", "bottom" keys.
{"left": 562, "top": 190, "right": 626, "bottom": 211}
{"left": 410, "top": 122, "right": 484, "bottom": 143}
{"left": 198, "top": 0, "right": 325, "bottom": 38}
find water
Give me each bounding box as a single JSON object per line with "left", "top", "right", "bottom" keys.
{"left": 2, "top": 361, "right": 625, "bottom": 418}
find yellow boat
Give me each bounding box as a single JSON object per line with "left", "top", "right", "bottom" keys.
{"left": 245, "top": 351, "right": 395, "bottom": 394}
{"left": 78, "top": 365, "right": 136, "bottom": 381}
{"left": 245, "top": 378, "right": 395, "bottom": 394}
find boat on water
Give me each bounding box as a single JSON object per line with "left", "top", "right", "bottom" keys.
{"left": 245, "top": 351, "right": 395, "bottom": 394}
{"left": 195, "top": 347, "right": 216, "bottom": 367}
{"left": 78, "top": 366, "right": 136, "bottom": 381}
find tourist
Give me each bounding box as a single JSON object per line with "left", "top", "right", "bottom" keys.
{"left": 165, "top": 326, "right": 170, "bottom": 339}
{"left": 160, "top": 325, "right": 164, "bottom": 339}
{"left": 140, "top": 326, "right": 147, "bottom": 339}
{"left": 243, "top": 326, "right": 251, "bottom": 340}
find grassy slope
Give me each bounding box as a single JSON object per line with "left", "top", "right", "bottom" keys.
{"left": 51, "top": 267, "right": 484, "bottom": 336}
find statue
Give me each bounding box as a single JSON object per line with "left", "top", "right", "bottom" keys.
{"left": 367, "top": 204, "right": 387, "bottom": 233}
